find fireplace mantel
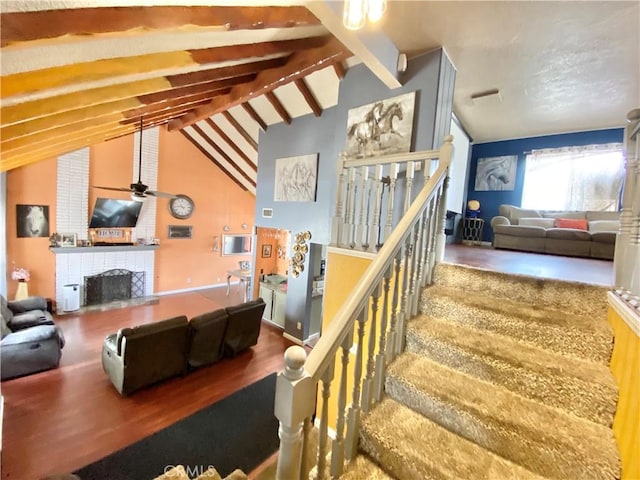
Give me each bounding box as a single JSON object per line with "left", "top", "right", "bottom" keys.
{"left": 50, "top": 245, "right": 159, "bottom": 254}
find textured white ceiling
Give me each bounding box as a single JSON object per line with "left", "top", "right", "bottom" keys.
{"left": 381, "top": 1, "right": 640, "bottom": 142}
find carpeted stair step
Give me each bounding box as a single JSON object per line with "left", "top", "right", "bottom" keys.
{"left": 420, "top": 285, "right": 613, "bottom": 364}
{"left": 360, "top": 397, "right": 546, "bottom": 480}
{"left": 341, "top": 455, "right": 394, "bottom": 479}
{"left": 432, "top": 263, "right": 609, "bottom": 318}
{"left": 405, "top": 315, "right": 617, "bottom": 426}
{"left": 385, "top": 352, "right": 620, "bottom": 479}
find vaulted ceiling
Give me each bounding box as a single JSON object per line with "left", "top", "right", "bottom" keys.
{"left": 0, "top": 3, "right": 352, "bottom": 192}
{"left": 2, "top": 1, "right": 638, "bottom": 193}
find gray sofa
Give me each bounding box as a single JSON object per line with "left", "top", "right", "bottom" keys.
{"left": 102, "top": 298, "right": 266, "bottom": 395}
{"left": 1, "top": 295, "right": 66, "bottom": 380}
{"left": 490, "top": 204, "right": 620, "bottom": 259}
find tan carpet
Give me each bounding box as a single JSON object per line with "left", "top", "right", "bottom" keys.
{"left": 348, "top": 262, "right": 620, "bottom": 479}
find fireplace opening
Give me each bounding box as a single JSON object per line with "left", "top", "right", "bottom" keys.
{"left": 84, "top": 269, "right": 145, "bottom": 306}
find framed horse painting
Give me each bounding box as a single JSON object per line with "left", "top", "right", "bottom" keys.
{"left": 343, "top": 91, "right": 416, "bottom": 160}
{"left": 474, "top": 155, "right": 518, "bottom": 191}
{"left": 16, "top": 204, "right": 50, "bottom": 237}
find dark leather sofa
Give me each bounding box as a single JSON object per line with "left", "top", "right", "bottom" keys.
{"left": 1, "top": 295, "right": 66, "bottom": 380}
{"left": 102, "top": 298, "right": 266, "bottom": 395}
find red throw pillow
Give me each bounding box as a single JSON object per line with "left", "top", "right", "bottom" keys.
{"left": 555, "top": 218, "right": 588, "bottom": 230}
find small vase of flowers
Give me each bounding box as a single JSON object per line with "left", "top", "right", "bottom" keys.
{"left": 12, "top": 267, "right": 30, "bottom": 283}
{"left": 12, "top": 267, "right": 30, "bottom": 301}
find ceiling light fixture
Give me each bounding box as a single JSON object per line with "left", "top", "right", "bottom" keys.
{"left": 343, "top": 0, "right": 387, "bottom": 30}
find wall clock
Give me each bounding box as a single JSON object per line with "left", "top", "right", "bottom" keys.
{"left": 168, "top": 194, "right": 194, "bottom": 219}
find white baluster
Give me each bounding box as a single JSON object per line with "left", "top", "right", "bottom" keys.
{"left": 343, "top": 167, "right": 358, "bottom": 248}
{"left": 374, "top": 265, "right": 393, "bottom": 401}
{"left": 387, "top": 251, "right": 402, "bottom": 361}
{"left": 330, "top": 332, "right": 353, "bottom": 477}
{"left": 316, "top": 363, "right": 335, "bottom": 480}
{"left": 403, "top": 161, "right": 415, "bottom": 215}
{"left": 355, "top": 166, "right": 369, "bottom": 250}
{"left": 434, "top": 177, "right": 450, "bottom": 262}
{"left": 362, "top": 284, "right": 381, "bottom": 412}
{"left": 368, "top": 165, "right": 384, "bottom": 252}
{"left": 331, "top": 166, "right": 346, "bottom": 246}
{"left": 396, "top": 237, "right": 412, "bottom": 354}
{"left": 384, "top": 163, "right": 399, "bottom": 242}
{"left": 345, "top": 309, "right": 366, "bottom": 460}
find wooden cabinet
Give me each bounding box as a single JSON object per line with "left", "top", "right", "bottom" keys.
{"left": 259, "top": 283, "right": 286, "bottom": 328}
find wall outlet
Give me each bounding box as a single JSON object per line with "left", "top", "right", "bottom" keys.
{"left": 217, "top": 277, "right": 220, "bottom": 282}
{"left": 296, "top": 322, "right": 302, "bottom": 330}
{"left": 186, "top": 277, "right": 191, "bottom": 283}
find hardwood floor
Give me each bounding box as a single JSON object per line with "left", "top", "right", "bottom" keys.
{"left": 1, "top": 246, "right": 614, "bottom": 479}
{"left": 1, "top": 287, "right": 294, "bottom": 480}
{"left": 443, "top": 244, "right": 614, "bottom": 286}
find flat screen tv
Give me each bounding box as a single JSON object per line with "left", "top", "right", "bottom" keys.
{"left": 89, "top": 198, "right": 143, "bottom": 228}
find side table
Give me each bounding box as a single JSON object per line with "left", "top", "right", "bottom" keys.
{"left": 463, "top": 218, "right": 485, "bottom": 244}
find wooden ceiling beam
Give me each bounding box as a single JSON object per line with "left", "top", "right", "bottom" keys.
{"left": 168, "top": 37, "right": 350, "bottom": 131}
{"left": 120, "top": 103, "right": 215, "bottom": 126}
{"left": 221, "top": 111, "right": 258, "bottom": 152}
{"left": 294, "top": 78, "right": 322, "bottom": 117}
{"left": 242, "top": 102, "right": 268, "bottom": 132}
{"left": 2, "top": 36, "right": 330, "bottom": 100}
{"left": 122, "top": 89, "right": 233, "bottom": 121}
{"left": 137, "top": 75, "right": 255, "bottom": 104}
{"left": 166, "top": 57, "right": 289, "bottom": 88}
{"left": 1, "top": 6, "right": 321, "bottom": 47}
{"left": 265, "top": 91, "right": 291, "bottom": 125}
{"left": 333, "top": 61, "right": 347, "bottom": 80}
{"left": 179, "top": 130, "right": 247, "bottom": 192}
{"left": 203, "top": 118, "right": 257, "bottom": 172}
{"left": 190, "top": 124, "right": 256, "bottom": 188}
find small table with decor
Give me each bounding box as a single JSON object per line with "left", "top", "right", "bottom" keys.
{"left": 226, "top": 269, "right": 252, "bottom": 302}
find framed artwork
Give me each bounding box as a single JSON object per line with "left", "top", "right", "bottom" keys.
{"left": 16, "top": 205, "right": 50, "bottom": 237}
{"left": 274, "top": 153, "right": 318, "bottom": 202}
{"left": 262, "top": 244, "right": 272, "bottom": 258}
{"left": 168, "top": 225, "right": 193, "bottom": 239}
{"left": 343, "top": 91, "right": 416, "bottom": 160}
{"left": 474, "top": 155, "right": 518, "bottom": 191}
{"left": 60, "top": 233, "right": 77, "bottom": 247}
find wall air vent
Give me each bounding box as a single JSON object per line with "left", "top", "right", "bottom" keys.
{"left": 262, "top": 208, "right": 273, "bottom": 218}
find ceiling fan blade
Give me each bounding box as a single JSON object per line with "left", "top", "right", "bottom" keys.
{"left": 146, "top": 190, "right": 179, "bottom": 199}
{"left": 93, "top": 185, "right": 134, "bottom": 192}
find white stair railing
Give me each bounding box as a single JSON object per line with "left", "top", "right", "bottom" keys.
{"left": 332, "top": 145, "right": 446, "bottom": 251}
{"left": 274, "top": 136, "right": 453, "bottom": 479}
{"left": 614, "top": 108, "right": 640, "bottom": 309}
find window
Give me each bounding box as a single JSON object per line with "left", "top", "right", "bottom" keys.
{"left": 521, "top": 143, "right": 624, "bottom": 211}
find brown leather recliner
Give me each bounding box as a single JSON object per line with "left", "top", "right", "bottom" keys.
{"left": 223, "top": 298, "right": 266, "bottom": 357}
{"left": 102, "top": 315, "right": 190, "bottom": 395}
{"left": 187, "top": 309, "right": 229, "bottom": 369}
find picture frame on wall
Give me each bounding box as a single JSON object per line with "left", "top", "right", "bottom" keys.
{"left": 474, "top": 155, "right": 518, "bottom": 191}
{"left": 168, "top": 225, "right": 193, "bottom": 239}
{"left": 274, "top": 153, "right": 318, "bottom": 202}
{"left": 16, "top": 205, "right": 50, "bottom": 238}
{"left": 60, "top": 233, "right": 77, "bottom": 247}
{"left": 262, "top": 244, "right": 272, "bottom": 258}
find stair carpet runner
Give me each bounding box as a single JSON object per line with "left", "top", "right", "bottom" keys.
{"left": 343, "top": 262, "right": 620, "bottom": 479}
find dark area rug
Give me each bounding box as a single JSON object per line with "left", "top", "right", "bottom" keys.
{"left": 75, "top": 374, "right": 278, "bottom": 480}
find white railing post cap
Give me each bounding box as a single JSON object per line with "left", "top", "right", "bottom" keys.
{"left": 284, "top": 345, "right": 307, "bottom": 380}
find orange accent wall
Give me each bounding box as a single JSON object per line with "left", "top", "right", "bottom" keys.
{"left": 154, "top": 128, "right": 255, "bottom": 293}
{"left": 5, "top": 127, "right": 255, "bottom": 299}
{"left": 5, "top": 158, "right": 57, "bottom": 299}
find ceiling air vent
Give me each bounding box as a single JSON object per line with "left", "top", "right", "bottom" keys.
{"left": 470, "top": 88, "right": 502, "bottom": 106}
{"left": 262, "top": 208, "right": 273, "bottom": 218}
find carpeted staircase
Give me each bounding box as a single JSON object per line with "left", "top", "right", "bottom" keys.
{"left": 345, "top": 262, "right": 620, "bottom": 479}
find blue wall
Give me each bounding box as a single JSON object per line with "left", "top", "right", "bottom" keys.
{"left": 255, "top": 49, "right": 455, "bottom": 341}
{"left": 466, "top": 128, "right": 624, "bottom": 241}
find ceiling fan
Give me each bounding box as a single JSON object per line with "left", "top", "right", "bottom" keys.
{"left": 93, "top": 117, "right": 178, "bottom": 200}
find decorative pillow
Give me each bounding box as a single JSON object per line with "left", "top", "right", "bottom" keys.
{"left": 519, "top": 217, "right": 555, "bottom": 228}
{"left": 555, "top": 218, "right": 588, "bottom": 230}
{"left": 588, "top": 220, "right": 620, "bottom": 233}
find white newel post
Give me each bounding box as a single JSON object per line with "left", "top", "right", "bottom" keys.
{"left": 275, "top": 347, "right": 316, "bottom": 480}
{"left": 434, "top": 135, "right": 454, "bottom": 262}
{"left": 615, "top": 109, "right": 640, "bottom": 297}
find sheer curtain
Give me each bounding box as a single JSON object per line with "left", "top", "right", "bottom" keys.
{"left": 521, "top": 143, "right": 625, "bottom": 211}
